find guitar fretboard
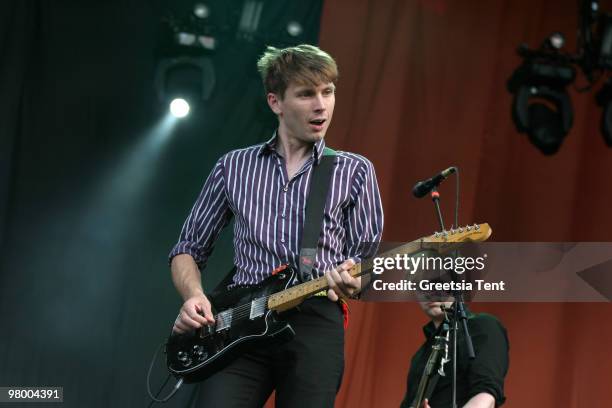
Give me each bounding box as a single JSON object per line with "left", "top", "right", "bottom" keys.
{"left": 267, "top": 224, "right": 490, "bottom": 312}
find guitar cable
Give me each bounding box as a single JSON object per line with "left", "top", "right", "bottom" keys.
{"left": 146, "top": 341, "right": 184, "bottom": 406}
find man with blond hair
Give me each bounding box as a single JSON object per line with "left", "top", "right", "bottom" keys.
{"left": 169, "top": 44, "right": 384, "bottom": 407}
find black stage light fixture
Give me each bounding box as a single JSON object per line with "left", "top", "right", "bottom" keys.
{"left": 507, "top": 1, "right": 612, "bottom": 154}
{"left": 158, "top": 1, "right": 224, "bottom": 55}
{"left": 507, "top": 61, "right": 576, "bottom": 155}
{"left": 154, "top": 56, "right": 216, "bottom": 116}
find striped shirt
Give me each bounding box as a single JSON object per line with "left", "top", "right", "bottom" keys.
{"left": 169, "top": 134, "right": 384, "bottom": 286}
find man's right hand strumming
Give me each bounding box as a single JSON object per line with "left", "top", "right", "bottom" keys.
{"left": 173, "top": 294, "right": 215, "bottom": 334}
{"left": 170, "top": 254, "right": 215, "bottom": 334}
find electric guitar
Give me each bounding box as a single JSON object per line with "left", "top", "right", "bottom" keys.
{"left": 165, "top": 223, "right": 492, "bottom": 383}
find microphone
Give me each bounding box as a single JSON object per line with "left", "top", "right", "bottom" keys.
{"left": 412, "top": 167, "right": 457, "bottom": 198}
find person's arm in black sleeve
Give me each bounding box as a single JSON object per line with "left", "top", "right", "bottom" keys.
{"left": 464, "top": 314, "right": 510, "bottom": 407}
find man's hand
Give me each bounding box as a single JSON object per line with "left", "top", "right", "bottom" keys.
{"left": 421, "top": 393, "right": 495, "bottom": 408}
{"left": 173, "top": 294, "right": 215, "bottom": 334}
{"left": 462, "top": 392, "right": 495, "bottom": 408}
{"left": 325, "top": 259, "right": 360, "bottom": 301}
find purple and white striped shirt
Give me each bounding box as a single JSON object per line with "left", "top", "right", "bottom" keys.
{"left": 169, "top": 134, "right": 384, "bottom": 286}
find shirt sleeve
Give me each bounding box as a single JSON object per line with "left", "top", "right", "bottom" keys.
{"left": 466, "top": 315, "right": 510, "bottom": 406}
{"left": 343, "top": 158, "right": 384, "bottom": 263}
{"left": 168, "top": 157, "right": 233, "bottom": 270}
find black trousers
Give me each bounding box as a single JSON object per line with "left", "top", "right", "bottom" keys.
{"left": 194, "top": 297, "right": 345, "bottom": 408}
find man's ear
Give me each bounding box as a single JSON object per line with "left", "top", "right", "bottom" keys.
{"left": 267, "top": 92, "right": 282, "bottom": 115}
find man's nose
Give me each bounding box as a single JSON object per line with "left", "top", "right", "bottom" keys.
{"left": 312, "top": 93, "right": 326, "bottom": 111}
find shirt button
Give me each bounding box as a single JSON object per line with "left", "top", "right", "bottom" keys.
{"left": 281, "top": 214, "right": 285, "bottom": 218}
{"left": 281, "top": 238, "right": 285, "bottom": 243}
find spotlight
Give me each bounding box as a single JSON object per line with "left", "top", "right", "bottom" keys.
{"left": 173, "top": 31, "right": 216, "bottom": 50}
{"left": 507, "top": 1, "right": 612, "bottom": 152}
{"left": 548, "top": 32, "right": 565, "bottom": 50}
{"left": 154, "top": 56, "right": 215, "bottom": 116}
{"left": 196, "top": 35, "right": 216, "bottom": 50}
{"left": 170, "top": 98, "right": 190, "bottom": 118}
{"left": 507, "top": 61, "right": 575, "bottom": 155}
{"left": 176, "top": 32, "right": 197, "bottom": 46}
{"left": 286, "top": 21, "right": 303, "bottom": 37}
{"left": 193, "top": 3, "right": 210, "bottom": 19}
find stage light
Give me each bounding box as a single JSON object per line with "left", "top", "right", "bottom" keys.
{"left": 197, "top": 35, "right": 216, "bottom": 50}
{"left": 507, "top": 62, "right": 575, "bottom": 155}
{"left": 193, "top": 3, "right": 210, "bottom": 19}
{"left": 176, "top": 32, "right": 197, "bottom": 46}
{"left": 548, "top": 32, "right": 565, "bottom": 50}
{"left": 287, "top": 21, "right": 303, "bottom": 37}
{"left": 154, "top": 56, "right": 215, "bottom": 117}
{"left": 170, "top": 98, "right": 190, "bottom": 118}
{"left": 507, "top": 1, "right": 612, "bottom": 153}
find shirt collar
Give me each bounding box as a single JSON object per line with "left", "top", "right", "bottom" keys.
{"left": 258, "top": 130, "right": 326, "bottom": 164}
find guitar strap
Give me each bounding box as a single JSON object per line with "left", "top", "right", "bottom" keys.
{"left": 298, "top": 146, "right": 337, "bottom": 282}
{"left": 212, "top": 146, "right": 337, "bottom": 293}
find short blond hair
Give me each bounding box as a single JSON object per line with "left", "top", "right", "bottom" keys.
{"left": 256, "top": 44, "right": 339, "bottom": 98}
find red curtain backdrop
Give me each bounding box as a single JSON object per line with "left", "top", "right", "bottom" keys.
{"left": 292, "top": 0, "right": 612, "bottom": 407}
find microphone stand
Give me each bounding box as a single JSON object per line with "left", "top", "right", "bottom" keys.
{"left": 430, "top": 189, "right": 445, "bottom": 231}
{"left": 427, "top": 188, "right": 475, "bottom": 408}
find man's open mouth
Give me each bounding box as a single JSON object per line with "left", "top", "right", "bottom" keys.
{"left": 309, "top": 119, "right": 326, "bottom": 125}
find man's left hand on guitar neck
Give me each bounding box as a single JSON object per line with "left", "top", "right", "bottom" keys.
{"left": 325, "top": 258, "right": 360, "bottom": 301}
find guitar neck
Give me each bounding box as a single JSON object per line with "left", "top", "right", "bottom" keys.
{"left": 267, "top": 238, "right": 437, "bottom": 312}
{"left": 267, "top": 223, "right": 491, "bottom": 312}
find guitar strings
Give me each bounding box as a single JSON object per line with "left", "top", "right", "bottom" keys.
{"left": 198, "top": 284, "right": 324, "bottom": 340}
{"left": 212, "top": 283, "right": 322, "bottom": 323}
{"left": 194, "top": 294, "right": 272, "bottom": 341}
{"left": 195, "top": 278, "right": 328, "bottom": 340}
{"left": 207, "top": 267, "right": 365, "bottom": 327}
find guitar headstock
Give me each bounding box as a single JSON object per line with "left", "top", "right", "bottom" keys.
{"left": 423, "top": 223, "right": 492, "bottom": 247}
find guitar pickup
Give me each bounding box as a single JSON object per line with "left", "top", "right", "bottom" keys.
{"left": 250, "top": 297, "right": 266, "bottom": 319}
{"left": 215, "top": 309, "right": 233, "bottom": 331}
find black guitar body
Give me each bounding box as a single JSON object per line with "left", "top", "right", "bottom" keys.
{"left": 166, "top": 268, "right": 297, "bottom": 383}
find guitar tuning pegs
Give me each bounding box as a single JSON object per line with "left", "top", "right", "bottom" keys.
{"left": 466, "top": 225, "right": 472, "bottom": 231}
{"left": 474, "top": 223, "right": 480, "bottom": 230}
{"left": 458, "top": 227, "right": 463, "bottom": 233}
